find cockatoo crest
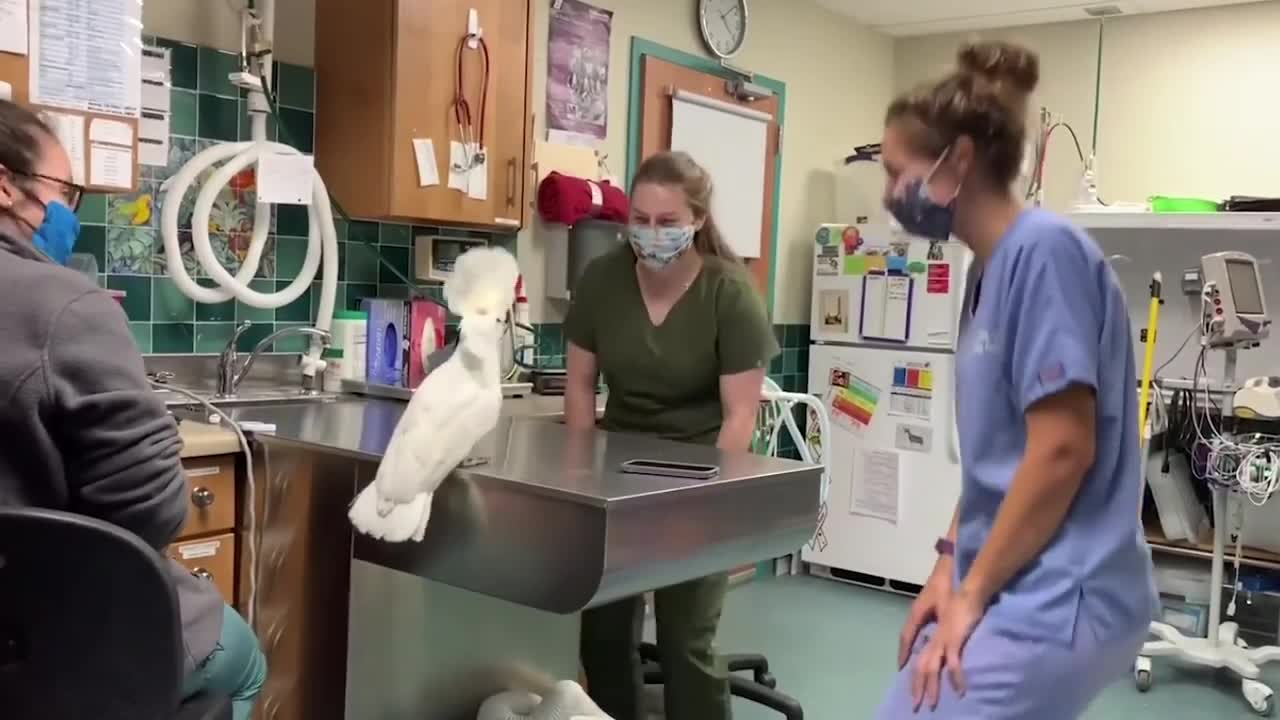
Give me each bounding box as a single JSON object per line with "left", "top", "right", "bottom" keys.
{"left": 445, "top": 245, "right": 519, "bottom": 320}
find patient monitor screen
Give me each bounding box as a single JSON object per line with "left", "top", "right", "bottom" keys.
{"left": 1226, "top": 259, "right": 1264, "bottom": 315}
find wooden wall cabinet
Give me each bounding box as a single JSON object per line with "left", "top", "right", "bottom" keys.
{"left": 315, "top": 0, "right": 534, "bottom": 230}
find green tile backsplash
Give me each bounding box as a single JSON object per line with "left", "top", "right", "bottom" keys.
{"left": 103, "top": 34, "right": 812, "bottom": 411}
{"left": 89, "top": 37, "right": 515, "bottom": 354}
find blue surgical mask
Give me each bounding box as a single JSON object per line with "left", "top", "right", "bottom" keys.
{"left": 629, "top": 225, "right": 695, "bottom": 269}
{"left": 32, "top": 200, "right": 81, "bottom": 265}
{"left": 887, "top": 149, "right": 959, "bottom": 241}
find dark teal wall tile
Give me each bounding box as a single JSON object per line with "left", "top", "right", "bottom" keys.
{"left": 275, "top": 235, "right": 308, "bottom": 278}
{"left": 78, "top": 224, "right": 106, "bottom": 269}
{"left": 277, "top": 107, "right": 314, "bottom": 153}
{"left": 130, "top": 322, "right": 154, "bottom": 353}
{"left": 159, "top": 39, "right": 199, "bottom": 91}
{"left": 78, "top": 193, "right": 107, "bottom": 224}
{"left": 276, "top": 204, "right": 310, "bottom": 237}
{"left": 153, "top": 323, "right": 196, "bottom": 353}
{"left": 197, "top": 93, "right": 239, "bottom": 142}
{"left": 380, "top": 223, "right": 412, "bottom": 246}
{"left": 197, "top": 47, "right": 239, "bottom": 97}
{"left": 348, "top": 220, "right": 379, "bottom": 246}
{"left": 377, "top": 246, "right": 411, "bottom": 284}
{"left": 195, "top": 323, "right": 235, "bottom": 353}
{"left": 171, "top": 89, "right": 198, "bottom": 137}
{"left": 153, "top": 277, "right": 195, "bottom": 322}
{"left": 234, "top": 322, "right": 274, "bottom": 352}
{"left": 347, "top": 283, "right": 378, "bottom": 311}
{"left": 346, "top": 243, "right": 380, "bottom": 283}
{"left": 276, "top": 62, "right": 315, "bottom": 111}
{"left": 108, "top": 276, "right": 152, "bottom": 321}
{"left": 275, "top": 280, "right": 312, "bottom": 322}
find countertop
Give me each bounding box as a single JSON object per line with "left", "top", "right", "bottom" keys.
{"left": 219, "top": 394, "right": 803, "bottom": 506}
{"left": 177, "top": 418, "right": 240, "bottom": 458}
{"left": 175, "top": 392, "right": 601, "bottom": 459}
{"left": 200, "top": 390, "right": 820, "bottom": 614}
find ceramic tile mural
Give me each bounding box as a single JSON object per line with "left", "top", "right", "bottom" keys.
{"left": 82, "top": 37, "right": 516, "bottom": 355}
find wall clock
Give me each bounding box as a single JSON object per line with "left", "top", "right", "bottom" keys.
{"left": 698, "top": 0, "right": 748, "bottom": 59}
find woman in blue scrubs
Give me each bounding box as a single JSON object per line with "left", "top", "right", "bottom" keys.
{"left": 875, "top": 42, "right": 1159, "bottom": 719}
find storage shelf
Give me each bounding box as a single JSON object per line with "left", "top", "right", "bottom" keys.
{"left": 1070, "top": 212, "right": 1280, "bottom": 231}
{"left": 1147, "top": 526, "right": 1280, "bottom": 572}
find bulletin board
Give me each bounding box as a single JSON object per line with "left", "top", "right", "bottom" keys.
{"left": 0, "top": 0, "right": 141, "bottom": 193}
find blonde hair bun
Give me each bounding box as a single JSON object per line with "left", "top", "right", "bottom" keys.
{"left": 957, "top": 41, "right": 1040, "bottom": 98}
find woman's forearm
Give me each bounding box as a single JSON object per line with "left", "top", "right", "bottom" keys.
{"left": 564, "top": 380, "right": 597, "bottom": 431}
{"left": 960, "top": 448, "right": 1087, "bottom": 604}
{"left": 716, "top": 410, "right": 756, "bottom": 452}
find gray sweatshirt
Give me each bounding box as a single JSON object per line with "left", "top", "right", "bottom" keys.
{"left": 0, "top": 233, "right": 223, "bottom": 672}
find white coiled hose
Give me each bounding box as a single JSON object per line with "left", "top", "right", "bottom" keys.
{"left": 159, "top": 137, "right": 339, "bottom": 378}
{"left": 159, "top": 0, "right": 336, "bottom": 378}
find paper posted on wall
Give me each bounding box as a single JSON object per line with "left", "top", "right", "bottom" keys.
{"left": 851, "top": 449, "right": 900, "bottom": 525}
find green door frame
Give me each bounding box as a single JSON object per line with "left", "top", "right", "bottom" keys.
{"left": 625, "top": 37, "right": 787, "bottom": 315}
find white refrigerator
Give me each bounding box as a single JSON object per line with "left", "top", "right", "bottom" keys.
{"left": 802, "top": 223, "right": 970, "bottom": 590}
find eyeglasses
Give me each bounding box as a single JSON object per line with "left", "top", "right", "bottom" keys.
{"left": 18, "top": 171, "right": 85, "bottom": 212}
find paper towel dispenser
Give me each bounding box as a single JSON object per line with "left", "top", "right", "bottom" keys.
{"left": 545, "top": 218, "right": 626, "bottom": 301}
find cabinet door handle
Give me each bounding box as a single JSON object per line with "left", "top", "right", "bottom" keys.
{"left": 506, "top": 158, "right": 517, "bottom": 208}
{"left": 192, "top": 568, "right": 213, "bottom": 582}
{"left": 191, "top": 486, "right": 215, "bottom": 508}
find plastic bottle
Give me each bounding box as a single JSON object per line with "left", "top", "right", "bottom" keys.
{"left": 331, "top": 310, "right": 368, "bottom": 382}
{"left": 322, "top": 347, "right": 345, "bottom": 392}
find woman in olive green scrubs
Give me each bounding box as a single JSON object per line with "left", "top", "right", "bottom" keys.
{"left": 564, "top": 151, "right": 778, "bottom": 720}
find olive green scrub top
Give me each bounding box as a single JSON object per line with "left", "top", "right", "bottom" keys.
{"left": 565, "top": 247, "right": 779, "bottom": 445}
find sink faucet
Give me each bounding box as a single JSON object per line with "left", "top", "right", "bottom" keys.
{"left": 217, "top": 321, "right": 333, "bottom": 397}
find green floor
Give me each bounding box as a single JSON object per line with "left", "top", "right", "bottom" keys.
{"left": 706, "top": 575, "right": 1279, "bottom": 719}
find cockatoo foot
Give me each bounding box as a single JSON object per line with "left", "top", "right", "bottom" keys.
{"left": 376, "top": 495, "right": 396, "bottom": 518}
{"left": 349, "top": 485, "right": 433, "bottom": 543}
{"left": 459, "top": 455, "right": 490, "bottom": 468}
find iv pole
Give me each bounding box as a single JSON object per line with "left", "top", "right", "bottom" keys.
{"left": 1135, "top": 329, "right": 1280, "bottom": 715}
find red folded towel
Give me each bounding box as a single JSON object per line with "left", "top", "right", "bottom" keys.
{"left": 537, "top": 171, "right": 629, "bottom": 225}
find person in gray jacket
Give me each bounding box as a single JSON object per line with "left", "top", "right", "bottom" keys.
{"left": 0, "top": 100, "right": 266, "bottom": 718}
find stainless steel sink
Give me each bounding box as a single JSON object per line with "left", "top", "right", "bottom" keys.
{"left": 154, "top": 381, "right": 340, "bottom": 409}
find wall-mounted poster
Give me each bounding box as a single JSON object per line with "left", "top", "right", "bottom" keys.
{"left": 547, "top": 0, "right": 613, "bottom": 146}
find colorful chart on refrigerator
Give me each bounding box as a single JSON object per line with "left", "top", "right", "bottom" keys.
{"left": 827, "top": 365, "right": 881, "bottom": 432}
{"left": 889, "top": 361, "right": 933, "bottom": 420}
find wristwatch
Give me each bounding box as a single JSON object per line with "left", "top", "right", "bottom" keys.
{"left": 935, "top": 537, "right": 955, "bottom": 557}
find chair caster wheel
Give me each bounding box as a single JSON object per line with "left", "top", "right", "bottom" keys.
{"left": 1135, "top": 669, "right": 1152, "bottom": 693}
{"left": 1133, "top": 656, "right": 1153, "bottom": 693}
{"left": 1244, "top": 678, "right": 1274, "bottom": 716}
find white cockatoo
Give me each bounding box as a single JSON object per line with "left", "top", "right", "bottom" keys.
{"left": 348, "top": 246, "right": 519, "bottom": 542}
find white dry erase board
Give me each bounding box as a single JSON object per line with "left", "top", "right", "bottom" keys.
{"left": 669, "top": 90, "right": 769, "bottom": 259}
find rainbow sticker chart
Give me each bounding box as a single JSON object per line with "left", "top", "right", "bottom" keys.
{"left": 830, "top": 373, "right": 881, "bottom": 431}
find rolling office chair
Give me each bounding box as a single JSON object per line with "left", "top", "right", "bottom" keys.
{"left": 0, "top": 507, "right": 232, "bottom": 720}
{"left": 632, "top": 379, "right": 826, "bottom": 719}
{"left": 638, "top": 641, "right": 804, "bottom": 719}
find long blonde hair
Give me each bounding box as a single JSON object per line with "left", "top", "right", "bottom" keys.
{"left": 631, "top": 151, "right": 738, "bottom": 261}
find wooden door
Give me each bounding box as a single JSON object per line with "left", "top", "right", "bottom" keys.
{"left": 640, "top": 57, "right": 780, "bottom": 295}
{"left": 389, "top": 0, "right": 531, "bottom": 228}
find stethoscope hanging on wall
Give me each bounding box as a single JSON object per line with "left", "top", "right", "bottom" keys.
{"left": 452, "top": 32, "right": 491, "bottom": 174}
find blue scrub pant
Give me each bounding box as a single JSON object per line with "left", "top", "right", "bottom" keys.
{"left": 181, "top": 604, "right": 267, "bottom": 720}
{"left": 877, "top": 611, "right": 1145, "bottom": 720}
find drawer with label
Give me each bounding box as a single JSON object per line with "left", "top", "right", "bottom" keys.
{"left": 170, "top": 532, "right": 237, "bottom": 605}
